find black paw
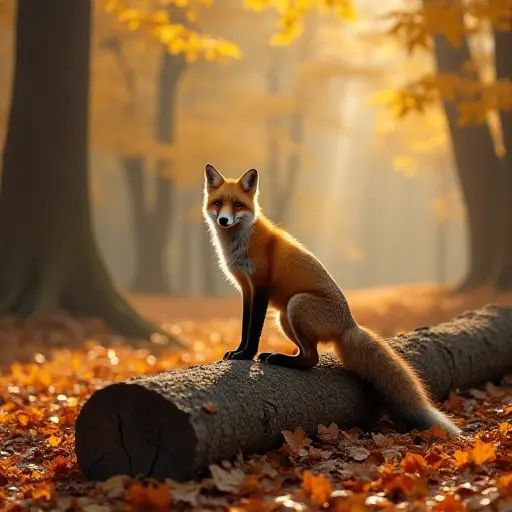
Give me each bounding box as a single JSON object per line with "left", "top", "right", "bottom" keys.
{"left": 257, "top": 352, "right": 277, "bottom": 363}
{"left": 223, "top": 350, "right": 254, "bottom": 361}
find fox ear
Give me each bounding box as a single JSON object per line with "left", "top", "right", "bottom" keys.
{"left": 239, "top": 168, "right": 258, "bottom": 194}
{"left": 205, "top": 163, "right": 225, "bottom": 190}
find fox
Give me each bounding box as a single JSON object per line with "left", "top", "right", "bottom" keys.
{"left": 202, "top": 163, "right": 461, "bottom": 436}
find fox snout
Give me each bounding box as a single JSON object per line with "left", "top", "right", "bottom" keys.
{"left": 217, "top": 212, "right": 235, "bottom": 228}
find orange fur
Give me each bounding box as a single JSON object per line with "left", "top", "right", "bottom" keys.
{"left": 203, "top": 164, "right": 462, "bottom": 436}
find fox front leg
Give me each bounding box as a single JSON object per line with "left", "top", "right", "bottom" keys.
{"left": 223, "top": 292, "right": 252, "bottom": 360}
{"left": 223, "top": 286, "right": 269, "bottom": 360}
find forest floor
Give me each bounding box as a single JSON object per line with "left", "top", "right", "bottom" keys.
{"left": 0, "top": 283, "right": 511, "bottom": 511}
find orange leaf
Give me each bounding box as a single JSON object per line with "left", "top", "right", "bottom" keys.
{"left": 470, "top": 438, "right": 496, "bottom": 465}
{"left": 425, "top": 426, "right": 448, "bottom": 440}
{"left": 202, "top": 402, "right": 217, "bottom": 414}
{"left": 16, "top": 412, "right": 30, "bottom": 427}
{"left": 504, "top": 404, "right": 512, "bottom": 416}
{"left": 452, "top": 449, "right": 469, "bottom": 468}
{"left": 498, "top": 473, "right": 512, "bottom": 498}
{"left": 432, "top": 492, "right": 465, "bottom": 512}
{"left": 302, "top": 470, "right": 332, "bottom": 506}
{"left": 31, "top": 483, "right": 52, "bottom": 500}
{"left": 146, "top": 483, "right": 172, "bottom": 508}
{"left": 401, "top": 453, "right": 427, "bottom": 474}
{"left": 125, "top": 483, "right": 151, "bottom": 507}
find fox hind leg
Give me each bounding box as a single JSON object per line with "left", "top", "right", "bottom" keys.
{"left": 258, "top": 293, "right": 337, "bottom": 370}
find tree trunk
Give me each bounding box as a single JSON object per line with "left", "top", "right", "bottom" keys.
{"left": 76, "top": 305, "right": 512, "bottom": 482}
{"left": 430, "top": 32, "right": 503, "bottom": 292}
{"left": 491, "top": 28, "right": 512, "bottom": 290}
{"left": 125, "top": 50, "right": 185, "bottom": 294}
{"left": 265, "top": 52, "right": 281, "bottom": 217}
{"left": 273, "top": 111, "right": 304, "bottom": 224}
{"left": 0, "top": 0, "right": 177, "bottom": 342}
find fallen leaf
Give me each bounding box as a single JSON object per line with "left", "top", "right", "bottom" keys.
{"left": 425, "top": 426, "right": 448, "bottom": 440}
{"left": 101, "top": 474, "right": 131, "bottom": 498}
{"left": 469, "top": 388, "right": 487, "bottom": 400}
{"left": 330, "top": 492, "right": 367, "bottom": 512}
{"left": 317, "top": 423, "right": 340, "bottom": 444}
{"left": 498, "top": 473, "right": 512, "bottom": 498}
{"left": 401, "top": 452, "right": 428, "bottom": 474}
{"left": 444, "top": 392, "right": 464, "bottom": 413}
{"left": 210, "top": 464, "right": 245, "bottom": 492}
{"left": 470, "top": 438, "right": 496, "bottom": 465}
{"left": 432, "top": 492, "right": 465, "bottom": 512}
{"left": 346, "top": 446, "right": 370, "bottom": 461}
{"left": 125, "top": 483, "right": 151, "bottom": 507}
{"left": 165, "top": 479, "right": 202, "bottom": 506}
{"left": 31, "top": 483, "right": 52, "bottom": 500}
{"left": 239, "top": 474, "right": 260, "bottom": 494}
{"left": 202, "top": 402, "right": 217, "bottom": 414}
{"left": 371, "top": 433, "right": 392, "bottom": 448}
{"left": 146, "top": 483, "right": 172, "bottom": 508}
{"left": 302, "top": 470, "right": 332, "bottom": 506}
{"left": 82, "top": 505, "right": 112, "bottom": 512}
{"left": 47, "top": 435, "right": 61, "bottom": 447}
{"left": 281, "top": 427, "right": 312, "bottom": 457}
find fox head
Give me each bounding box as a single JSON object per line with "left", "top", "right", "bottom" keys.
{"left": 203, "top": 163, "right": 259, "bottom": 230}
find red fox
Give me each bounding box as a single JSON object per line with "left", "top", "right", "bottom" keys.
{"left": 202, "top": 163, "right": 461, "bottom": 436}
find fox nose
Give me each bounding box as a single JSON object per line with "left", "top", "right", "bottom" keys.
{"left": 219, "top": 217, "right": 229, "bottom": 227}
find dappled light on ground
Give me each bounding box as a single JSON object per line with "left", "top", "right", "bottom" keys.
{"left": 0, "top": 284, "right": 511, "bottom": 510}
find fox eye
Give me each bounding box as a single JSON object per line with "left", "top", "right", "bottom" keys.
{"left": 214, "top": 200, "right": 222, "bottom": 207}
{"left": 234, "top": 202, "right": 242, "bottom": 208}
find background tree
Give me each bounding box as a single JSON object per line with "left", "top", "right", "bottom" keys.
{"left": 0, "top": 0, "right": 166, "bottom": 339}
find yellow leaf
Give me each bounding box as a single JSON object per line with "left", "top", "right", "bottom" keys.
{"left": 47, "top": 435, "right": 62, "bottom": 447}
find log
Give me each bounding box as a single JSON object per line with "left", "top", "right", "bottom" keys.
{"left": 75, "top": 305, "right": 512, "bottom": 482}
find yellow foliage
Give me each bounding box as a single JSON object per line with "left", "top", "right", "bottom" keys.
{"left": 245, "top": 0, "right": 356, "bottom": 45}
{"left": 389, "top": 74, "right": 512, "bottom": 125}
{"left": 102, "top": 0, "right": 242, "bottom": 62}
{"left": 385, "top": 0, "right": 512, "bottom": 53}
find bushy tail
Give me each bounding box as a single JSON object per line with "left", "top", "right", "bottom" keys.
{"left": 334, "top": 325, "right": 461, "bottom": 436}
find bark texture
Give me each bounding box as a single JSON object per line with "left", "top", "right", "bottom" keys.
{"left": 75, "top": 305, "right": 512, "bottom": 482}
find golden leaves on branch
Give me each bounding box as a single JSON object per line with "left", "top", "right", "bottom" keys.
{"left": 103, "top": 0, "right": 241, "bottom": 62}
{"left": 244, "top": 0, "right": 356, "bottom": 46}
{"left": 385, "top": 0, "right": 512, "bottom": 54}
{"left": 387, "top": 73, "right": 512, "bottom": 126}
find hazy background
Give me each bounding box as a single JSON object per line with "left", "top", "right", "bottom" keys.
{"left": 0, "top": 0, "right": 468, "bottom": 299}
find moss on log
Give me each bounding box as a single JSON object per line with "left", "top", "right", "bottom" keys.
{"left": 75, "top": 305, "right": 512, "bottom": 482}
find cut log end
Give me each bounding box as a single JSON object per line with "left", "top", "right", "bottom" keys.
{"left": 75, "top": 383, "right": 198, "bottom": 481}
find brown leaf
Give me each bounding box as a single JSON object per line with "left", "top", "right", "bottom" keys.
{"left": 317, "top": 423, "right": 340, "bottom": 444}
{"left": 371, "top": 433, "right": 393, "bottom": 448}
{"left": 302, "top": 470, "right": 332, "bottom": 506}
{"left": 101, "top": 474, "right": 131, "bottom": 498}
{"left": 210, "top": 464, "right": 245, "bottom": 493}
{"left": 281, "top": 427, "right": 312, "bottom": 457}
{"left": 444, "top": 392, "right": 464, "bottom": 413}
{"left": 346, "top": 446, "right": 370, "bottom": 462}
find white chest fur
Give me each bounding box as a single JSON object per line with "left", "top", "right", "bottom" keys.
{"left": 214, "top": 228, "right": 255, "bottom": 276}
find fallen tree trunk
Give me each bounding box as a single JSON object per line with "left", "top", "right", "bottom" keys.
{"left": 75, "top": 305, "right": 512, "bottom": 482}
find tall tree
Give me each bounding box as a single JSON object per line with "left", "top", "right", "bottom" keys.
{"left": 0, "top": 0, "right": 173, "bottom": 341}
{"left": 123, "top": 49, "right": 185, "bottom": 294}
{"left": 429, "top": 29, "right": 503, "bottom": 292}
